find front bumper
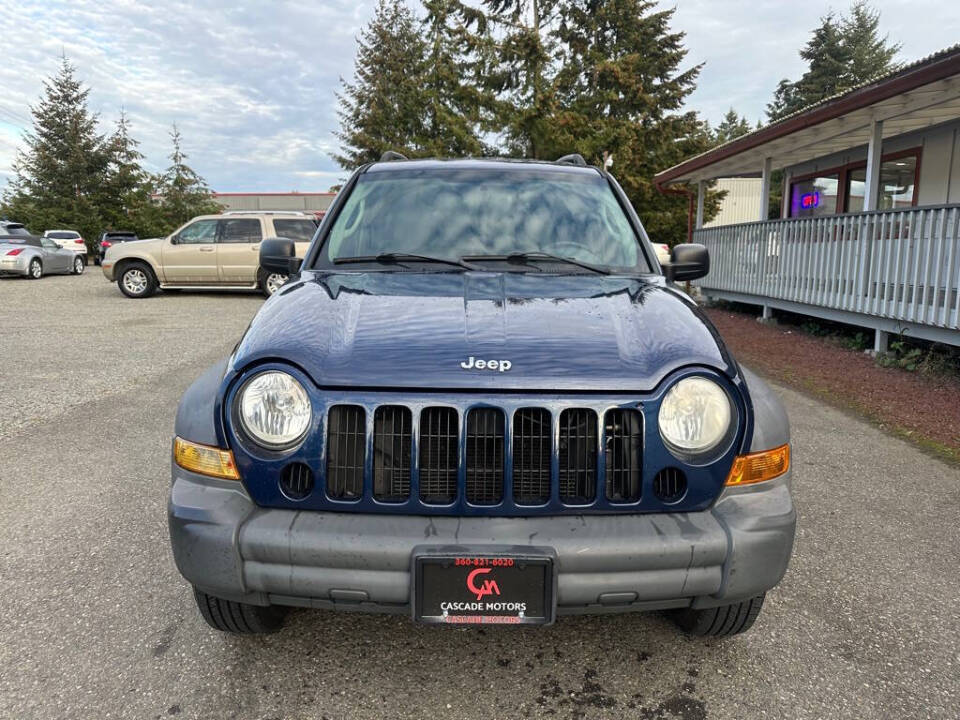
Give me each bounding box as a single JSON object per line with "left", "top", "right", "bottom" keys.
{"left": 169, "top": 467, "right": 796, "bottom": 615}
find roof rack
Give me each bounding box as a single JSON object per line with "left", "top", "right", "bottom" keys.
{"left": 555, "top": 153, "right": 587, "bottom": 167}
{"left": 379, "top": 150, "right": 408, "bottom": 162}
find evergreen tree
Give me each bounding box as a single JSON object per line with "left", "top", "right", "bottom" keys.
{"left": 841, "top": 1, "right": 900, "bottom": 85}
{"left": 334, "top": 0, "right": 429, "bottom": 168}
{"left": 156, "top": 125, "right": 220, "bottom": 229}
{"left": 546, "top": 0, "right": 717, "bottom": 245}
{"left": 419, "top": 0, "right": 490, "bottom": 156}
{"left": 767, "top": 2, "right": 899, "bottom": 121}
{"left": 1, "top": 58, "right": 109, "bottom": 247}
{"left": 479, "top": 0, "right": 561, "bottom": 158}
{"left": 101, "top": 111, "right": 164, "bottom": 237}
{"left": 713, "top": 108, "right": 753, "bottom": 145}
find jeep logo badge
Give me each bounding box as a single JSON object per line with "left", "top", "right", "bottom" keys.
{"left": 460, "top": 356, "right": 512, "bottom": 372}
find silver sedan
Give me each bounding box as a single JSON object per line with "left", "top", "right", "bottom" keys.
{"left": 0, "top": 236, "right": 85, "bottom": 278}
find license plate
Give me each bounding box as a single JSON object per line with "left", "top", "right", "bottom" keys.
{"left": 414, "top": 552, "right": 555, "bottom": 625}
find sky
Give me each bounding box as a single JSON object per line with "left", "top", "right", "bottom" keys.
{"left": 0, "top": 1, "right": 958, "bottom": 194}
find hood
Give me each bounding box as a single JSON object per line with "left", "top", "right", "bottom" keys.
{"left": 230, "top": 272, "right": 733, "bottom": 392}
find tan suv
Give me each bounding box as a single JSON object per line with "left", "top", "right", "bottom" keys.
{"left": 101, "top": 212, "right": 318, "bottom": 298}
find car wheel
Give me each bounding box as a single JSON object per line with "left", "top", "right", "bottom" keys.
{"left": 671, "top": 594, "right": 765, "bottom": 637}
{"left": 28, "top": 259, "right": 42, "bottom": 279}
{"left": 193, "top": 587, "right": 287, "bottom": 634}
{"left": 73, "top": 256, "right": 85, "bottom": 275}
{"left": 118, "top": 263, "right": 157, "bottom": 298}
{"left": 258, "top": 267, "right": 288, "bottom": 297}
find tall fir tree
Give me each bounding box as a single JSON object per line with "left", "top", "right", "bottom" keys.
{"left": 101, "top": 111, "right": 164, "bottom": 238}
{"left": 419, "top": 0, "right": 490, "bottom": 156}
{"left": 479, "top": 0, "right": 561, "bottom": 158}
{"left": 156, "top": 125, "right": 220, "bottom": 229}
{"left": 713, "top": 108, "right": 753, "bottom": 145}
{"left": 767, "top": 2, "right": 899, "bottom": 121}
{"left": 334, "top": 0, "right": 429, "bottom": 168}
{"left": 546, "top": 0, "right": 716, "bottom": 245}
{"left": 1, "top": 57, "right": 109, "bottom": 247}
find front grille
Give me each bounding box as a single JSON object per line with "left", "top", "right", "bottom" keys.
{"left": 279, "top": 462, "right": 313, "bottom": 500}
{"left": 419, "top": 407, "right": 458, "bottom": 503}
{"left": 604, "top": 409, "right": 643, "bottom": 502}
{"left": 654, "top": 468, "right": 687, "bottom": 503}
{"left": 558, "top": 409, "right": 598, "bottom": 503}
{"left": 513, "top": 408, "right": 551, "bottom": 504}
{"left": 466, "top": 408, "right": 505, "bottom": 505}
{"left": 373, "top": 406, "right": 411, "bottom": 501}
{"left": 327, "top": 405, "right": 365, "bottom": 499}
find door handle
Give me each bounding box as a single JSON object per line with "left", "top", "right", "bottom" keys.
{"left": 199, "top": 246, "right": 215, "bottom": 252}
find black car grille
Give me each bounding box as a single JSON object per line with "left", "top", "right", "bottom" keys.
{"left": 326, "top": 405, "right": 365, "bottom": 499}
{"left": 419, "top": 407, "right": 458, "bottom": 503}
{"left": 513, "top": 408, "right": 551, "bottom": 504}
{"left": 305, "top": 402, "right": 657, "bottom": 510}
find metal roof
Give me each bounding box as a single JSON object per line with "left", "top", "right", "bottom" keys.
{"left": 655, "top": 44, "right": 960, "bottom": 186}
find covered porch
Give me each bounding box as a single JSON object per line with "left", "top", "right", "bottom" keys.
{"left": 655, "top": 45, "right": 960, "bottom": 351}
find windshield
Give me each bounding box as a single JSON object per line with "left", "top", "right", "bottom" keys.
{"left": 4, "top": 225, "right": 31, "bottom": 237}
{"left": 318, "top": 167, "right": 648, "bottom": 272}
{"left": 47, "top": 231, "right": 78, "bottom": 239}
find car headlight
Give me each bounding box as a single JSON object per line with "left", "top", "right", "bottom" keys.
{"left": 658, "top": 376, "right": 733, "bottom": 459}
{"left": 238, "top": 371, "right": 312, "bottom": 449}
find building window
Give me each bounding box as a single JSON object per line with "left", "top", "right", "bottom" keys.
{"left": 845, "top": 155, "right": 918, "bottom": 212}
{"left": 790, "top": 175, "right": 839, "bottom": 217}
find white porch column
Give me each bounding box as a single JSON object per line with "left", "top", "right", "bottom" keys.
{"left": 863, "top": 119, "right": 884, "bottom": 211}
{"left": 695, "top": 180, "right": 705, "bottom": 230}
{"left": 759, "top": 156, "right": 772, "bottom": 221}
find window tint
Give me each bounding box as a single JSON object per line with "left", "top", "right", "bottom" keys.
{"left": 273, "top": 219, "right": 317, "bottom": 243}
{"left": 4, "top": 225, "right": 31, "bottom": 236}
{"left": 219, "top": 218, "right": 263, "bottom": 244}
{"left": 322, "top": 168, "right": 643, "bottom": 270}
{"left": 176, "top": 220, "right": 218, "bottom": 244}
{"left": 47, "top": 231, "right": 78, "bottom": 239}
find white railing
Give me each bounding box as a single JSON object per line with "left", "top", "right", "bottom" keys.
{"left": 694, "top": 204, "right": 960, "bottom": 344}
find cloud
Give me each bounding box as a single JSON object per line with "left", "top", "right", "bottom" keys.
{"left": 0, "top": 0, "right": 958, "bottom": 193}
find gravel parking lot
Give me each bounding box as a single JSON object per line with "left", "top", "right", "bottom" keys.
{"left": 1, "top": 271, "right": 958, "bottom": 719}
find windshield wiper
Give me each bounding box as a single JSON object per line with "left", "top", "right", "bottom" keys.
{"left": 464, "top": 252, "right": 611, "bottom": 275}
{"left": 334, "top": 253, "right": 484, "bottom": 271}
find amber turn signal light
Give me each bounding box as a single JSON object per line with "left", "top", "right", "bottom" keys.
{"left": 725, "top": 444, "right": 790, "bottom": 486}
{"left": 173, "top": 437, "right": 240, "bottom": 480}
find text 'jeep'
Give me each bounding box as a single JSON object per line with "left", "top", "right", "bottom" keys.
{"left": 169, "top": 156, "right": 796, "bottom": 636}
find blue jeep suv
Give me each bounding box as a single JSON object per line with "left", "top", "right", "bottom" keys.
{"left": 168, "top": 155, "right": 795, "bottom": 636}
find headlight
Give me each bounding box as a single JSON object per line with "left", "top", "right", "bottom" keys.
{"left": 238, "top": 371, "right": 311, "bottom": 449}
{"left": 658, "top": 376, "right": 733, "bottom": 458}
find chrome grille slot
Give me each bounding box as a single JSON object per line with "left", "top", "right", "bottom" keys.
{"left": 326, "top": 405, "right": 365, "bottom": 499}
{"left": 373, "top": 406, "right": 412, "bottom": 501}
{"left": 604, "top": 409, "right": 643, "bottom": 502}
{"left": 466, "top": 408, "right": 505, "bottom": 505}
{"left": 419, "top": 407, "right": 459, "bottom": 503}
{"left": 513, "top": 408, "right": 551, "bottom": 504}
{"left": 558, "top": 409, "right": 598, "bottom": 503}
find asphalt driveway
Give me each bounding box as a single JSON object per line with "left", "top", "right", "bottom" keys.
{"left": 1, "top": 272, "right": 958, "bottom": 719}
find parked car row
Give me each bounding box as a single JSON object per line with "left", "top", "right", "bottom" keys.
{"left": 101, "top": 211, "right": 318, "bottom": 298}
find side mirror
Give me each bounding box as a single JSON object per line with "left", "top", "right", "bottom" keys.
{"left": 664, "top": 243, "right": 709, "bottom": 282}
{"left": 260, "top": 237, "right": 302, "bottom": 275}
{"left": 169, "top": 234, "right": 179, "bottom": 245}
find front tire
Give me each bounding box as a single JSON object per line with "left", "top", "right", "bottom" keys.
{"left": 671, "top": 594, "right": 765, "bottom": 637}
{"left": 73, "top": 256, "right": 85, "bottom": 274}
{"left": 117, "top": 262, "right": 157, "bottom": 298}
{"left": 258, "top": 267, "right": 288, "bottom": 297}
{"left": 193, "top": 588, "right": 288, "bottom": 634}
{"left": 28, "top": 259, "right": 42, "bottom": 279}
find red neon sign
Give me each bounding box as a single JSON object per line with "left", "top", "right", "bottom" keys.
{"left": 800, "top": 191, "right": 820, "bottom": 209}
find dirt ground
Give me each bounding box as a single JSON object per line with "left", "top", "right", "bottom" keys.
{"left": 704, "top": 306, "right": 960, "bottom": 462}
